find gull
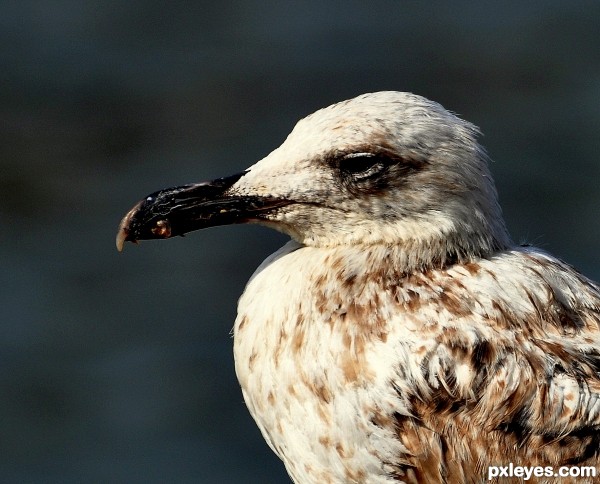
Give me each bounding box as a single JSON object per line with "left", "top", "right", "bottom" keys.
{"left": 116, "top": 92, "right": 600, "bottom": 483}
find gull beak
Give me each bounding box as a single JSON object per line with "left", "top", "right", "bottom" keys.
{"left": 116, "top": 171, "right": 290, "bottom": 251}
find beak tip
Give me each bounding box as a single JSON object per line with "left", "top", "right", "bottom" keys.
{"left": 116, "top": 227, "right": 127, "bottom": 252}
{"left": 116, "top": 200, "right": 145, "bottom": 252}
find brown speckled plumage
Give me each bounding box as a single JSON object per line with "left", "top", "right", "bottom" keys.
{"left": 118, "top": 92, "right": 600, "bottom": 483}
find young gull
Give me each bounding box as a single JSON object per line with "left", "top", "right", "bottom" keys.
{"left": 117, "top": 92, "right": 600, "bottom": 483}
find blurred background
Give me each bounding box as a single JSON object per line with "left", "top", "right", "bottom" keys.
{"left": 1, "top": 1, "right": 599, "bottom": 482}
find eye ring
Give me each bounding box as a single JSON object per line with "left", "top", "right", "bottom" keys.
{"left": 339, "top": 153, "right": 385, "bottom": 180}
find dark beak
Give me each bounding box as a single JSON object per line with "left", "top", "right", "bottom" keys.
{"left": 116, "top": 172, "right": 290, "bottom": 251}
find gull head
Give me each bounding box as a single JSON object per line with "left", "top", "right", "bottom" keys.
{"left": 117, "top": 91, "right": 511, "bottom": 267}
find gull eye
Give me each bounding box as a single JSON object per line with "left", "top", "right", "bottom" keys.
{"left": 339, "top": 153, "right": 385, "bottom": 180}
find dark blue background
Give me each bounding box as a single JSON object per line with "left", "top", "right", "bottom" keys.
{"left": 1, "top": 1, "right": 599, "bottom": 482}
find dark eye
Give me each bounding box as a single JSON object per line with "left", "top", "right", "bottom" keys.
{"left": 339, "top": 153, "right": 385, "bottom": 180}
